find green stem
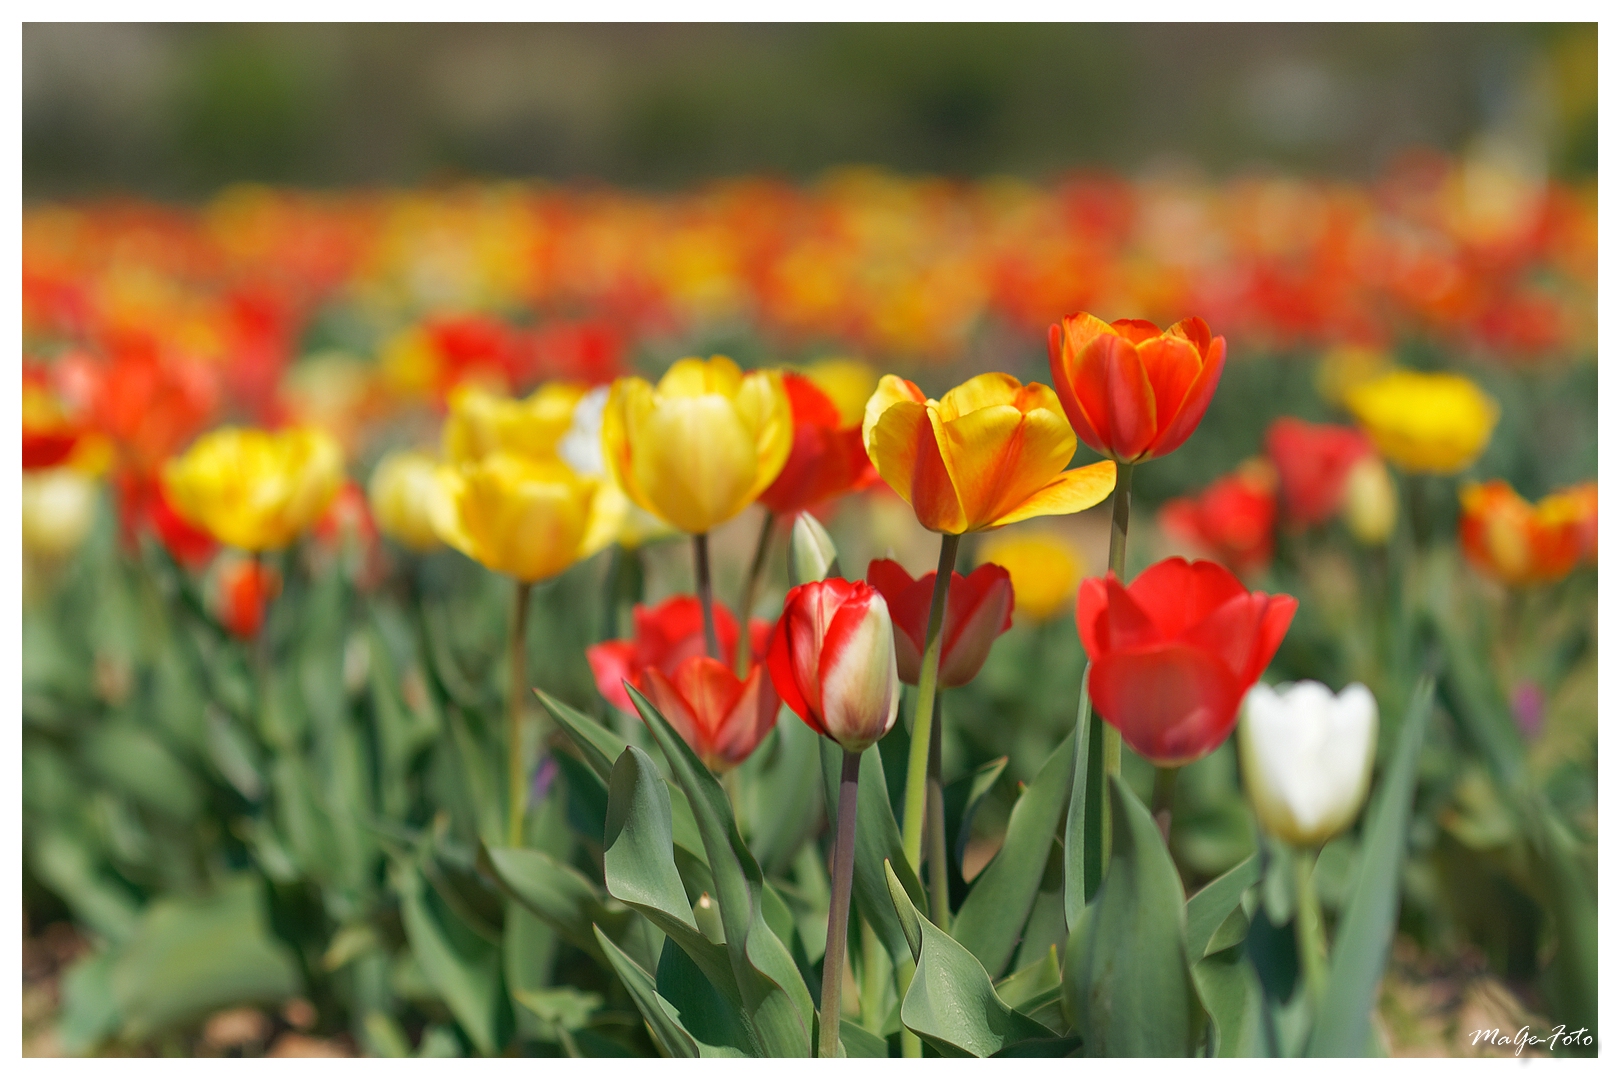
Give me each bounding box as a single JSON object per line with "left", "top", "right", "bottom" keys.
{"left": 901, "top": 532, "right": 961, "bottom": 876}
{"left": 693, "top": 532, "right": 720, "bottom": 661}
{"left": 820, "top": 749, "right": 861, "bottom": 1058}
{"left": 1099, "top": 462, "right": 1134, "bottom": 863}
{"left": 926, "top": 692, "right": 950, "bottom": 930}
{"left": 506, "top": 579, "right": 533, "bottom": 848}
{"left": 897, "top": 959, "right": 921, "bottom": 1058}
{"left": 1294, "top": 845, "right": 1329, "bottom": 1011}
{"left": 1151, "top": 766, "right": 1178, "bottom": 845}
{"left": 734, "top": 511, "right": 775, "bottom": 674}
{"left": 859, "top": 919, "right": 887, "bottom": 1034}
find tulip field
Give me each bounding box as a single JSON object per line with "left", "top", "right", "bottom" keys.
{"left": 20, "top": 159, "right": 1598, "bottom": 1058}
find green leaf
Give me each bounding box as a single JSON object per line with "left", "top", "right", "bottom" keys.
{"left": 1063, "top": 675, "right": 1104, "bottom": 927}
{"left": 1193, "top": 944, "right": 1264, "bottom": 1057}
{"left": 995, "top": 945, "right": 1061, "bottom": 1011}
{"left": 838, "top": 1019, "right": 891, "bottom": 1057}
{"left": 1064, "top": 774, "right": 1200, "bottom": 1057}
{"left": 946, "top": 755, "right": 1007, "bottom": 868}
{"left": 629, "top": 684, "right": 814, "bottom": 1057}
{"left": 883, "top": 861, "right": 1055, "bottom": 1056}
{"left": 28, "top": 827, "right": 139, "bottom": 942}
{"left": 603, "top": 746, "right": 739, "bottom": 999}
{"left": 56, "top": 949, "right": 120, "bottom": 1055}
{"left": 953, "top": 730, "right": 1074, "bottom": 979}
{"left": 1186, "top": 853, "right": 1260, "bottom": 959}
{"left": 396, "top": 862, "right": 510, "bottom": 1056}
{"left": 110, "top": 874, "right": 302, "bottom": 1043}
{"left": 819, "top": 737, "right": 926, "bottom": 971}
{"left": 593, "top": 926, "right": 744, "bottom": 1058}
{"left": 483, "top": 844, "right": 630, "bottom": 963}
{"left": 990, "top": 1034, "right": 1086, "bottom": 1057}
{"left": 741, "top": 717, "right": 824, "bottom": 877}
{"left": 82, "top": 722, "right": 203, "bottom": 822}
{"left": 1306, "top": 676, "right": 1433, "bottom": 1057}
{"left": 655, "top": 935, "right": 755, "bottom": 1054}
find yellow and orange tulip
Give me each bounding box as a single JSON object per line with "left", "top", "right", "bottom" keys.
{"left": 861, "top": 372, "right": 1116, "bottom": 534}
{"left": 601, "top": 355, "right": 792, "bottom": 535}
{"left": 1458, "top": 479, "right": 1590, "bottom": 586}
{"left": 163, "top": 426, "right": 344, "bottom": 551}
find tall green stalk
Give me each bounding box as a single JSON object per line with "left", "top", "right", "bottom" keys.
{"left": 926, "top": 694, "right": 950, "bottom": 930}
{"left": 1093, "top": 462, "right": 1134, "bottom": 871}
{"left": 1294, "top": 846, "right": 1329, "bottom": 1011}
{"left": 693, "top": 532, "right": 720, "bottom": 661}
{"left": 734, "top": 511, "right": 776, "bottom": 673}
{"left": 900, "top": 532, "right": 961, "bottom": 878}
{"left": 820, "top": 750, "right": 861, "bottom": 1058}
{"left": 507, "top": 579, "right": 533, "bottom": 848}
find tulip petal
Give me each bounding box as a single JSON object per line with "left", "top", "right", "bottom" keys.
{"left": 643, "top": 666, "right": 707, "bottom": 756}
{"left": 658, "top": 355, "right": 743, "bottom": 397}
{"left": 635, "top": 392, "right": 758, "bottom": 534}
{"left": 1074, "top": 577, "right": 1108, "bottom": 658}
{"left": 861, "top": 374, "right": 927, "bottom": 455}
{"left": 1125, "top": 557, "right": 1247, "bottom": 641}
{"left": 869, "top": 399, "right": 965, "bottom": 533}
{"left": 1098, "top": 574, "right": 1161, "bottom": 652}
{"left": 765, "top": 615, "right": 819, "bottom": 735}
{"left": 670, "top": 656, "right": 747, "bottom": 742}
{"left": 1091, "top": 642, "right": 1242, "bottom": 766}
{"left": 1049, "top": 322, "right": 1107, "bottom": 455}
{"left": 1075, "top": 335, "right": 1156, "bottom": 462}
{"left": 733, "top": 368, "right": 794, "bottom": 502}
{"left": 1135, "top": 335, "right": 1203, "bottom": 437}
{"left": 1249, "top": 593, "right": 1298, "bottom": 685}
{"left": 1143, "top": 335, "right": 1225, "bottom": 461}
{"left": 866, "top": 558, "right": 927, "bottom": 683}
{"left": 710, "top": 665, "right": 780, "bottom": 768}
{"left": 937, "top": 402, "right": 1078, "bottom": 530}
{"left": 586, "top": 640, "right": 637, "bottom": 712}
{"left": 988, "top": 459, "right": 1117, "bottom": 528}
{"left": 817, "top": 595, "right": 900, "bottom": 751}
{"left": 938, "top": 563, "right": 1013, "bottom": 687}
{"left": 934, "top": 371, "right": 1025, "bottom": 421}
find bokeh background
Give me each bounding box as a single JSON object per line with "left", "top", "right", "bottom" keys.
{"left": 24, "top": 23, "right": 1597, "bottom": 197}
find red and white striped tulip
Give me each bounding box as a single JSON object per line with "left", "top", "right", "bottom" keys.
{"left": 767, "top": 578, "right": 900, "bottom": 754}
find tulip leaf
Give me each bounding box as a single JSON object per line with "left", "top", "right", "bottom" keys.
{"left": 481, "top": 844, "right": 631, "bottom": 964}
{"left": 946, "top": 755, "right": 1008, "bottom": 868}
{"left": 1063, "top": 674, "right": 1105, "bottom": 928}
{"left": 629, "top": 684, "right": 814, "bottom": 1057}
{"left": 1193, "top": 943, "right": 1264, "bottom": 1057}
{"left": 592, "top": 926, "right": 744, "bottom": 1058}
{"left": 883, "top": 861, "right": 1056, "bottom": 1056}
{"left": 540, "top": 686, "right": 708, "bottom": 863}
{"left": 655, "top": 934, "right": 756, "bottom": 1055}
{"left": 603, "top": 746, "right": 739, "bottom": 1001}
{"left": 396, "top": 861, "right": 511, "bottom": 1056}
{"left": 820, "top": 737, "right": 926, "bottom": 970}
{"left": 1306, "top": 676, "right": 1433, "bottom": 1057}
{"left": 742, "top": 717, "right": 824, "bottom": 877}
{"left": 953, "top": 729, "right": 1074, "bottom": 979}
{"left": 837, "top": 1018, "right": 891, "bottom": 1057}
{"left": 1064, "top": 775, "right": 1201, "bottom": 1057}
{"left": 1186, "top": 853, "right": 1260, "bottom": 959}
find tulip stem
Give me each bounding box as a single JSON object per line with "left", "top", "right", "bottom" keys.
{"left": 1294, "top": 846, "right": 1330, "bottom": 1012}
{"left": 901, "top": 532, "right": 961, "bottom": 879}
{"left": 820, "top": 748, "right": 861, "bottom": 1058}
{"left": 926, "top": 693, "right": 950, "bottom": 930}
{"left": 734, "top": 511, "right": 776, "bottom": 674}
{"left": 1099, "top": 462, "right": 1134, "bottom": 868}
{"left": 1151, "top": 766, "right": 1178, "bottom": 845}
{"left": 693, "top": 532, "right": 721, "bottom": 661}
{"left": 507, "top": 579, "right": 533, "bottom": 848}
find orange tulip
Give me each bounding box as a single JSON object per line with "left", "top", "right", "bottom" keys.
{"left": 861, "top": 372, "right": 1116, "bottom": 535}
{"left": 1047, "top": 313, "right": 1226, "bottom": 464}
{"left": 1458, "top": 479, "right": 1588, "bottom": 586}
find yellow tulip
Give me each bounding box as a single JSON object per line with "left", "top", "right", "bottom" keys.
{"left": 802, "top": 357, "right": 879, "bottom": 427}
{"left": 368, "top": 449, "right": 444, "bottom": 552}
{"left": 862, "top": 372, "right": 1116, "bottom": 534}
{"left": 443, "top": 381, "right": 588, "bottom": 464}
{"left": 976, "top": 529, "right": 1086, "bottom": 622}
{"left": 163, "top": 426, "right": 344, "bottom": 551}
{"left": 601, "top": 356, "right": 792, "bottom": 535}
{"left": 1344, "top": 370, "right": 1499, "bottom": 475}
{"left": 429, "top": 452, "right": 620, "bottom": 582}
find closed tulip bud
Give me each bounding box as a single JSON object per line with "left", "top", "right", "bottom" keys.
{"left": 163, "top": 426, "right": 345, "bottom": 552}
{"left": 602, "top": 356, "right": 793, "bottom": 535}
{"left": 863, "top": 372, "right": 1116, "bottom": 534}
{"left": 429, "top": 452, "right": 621, "bottom": 582}
{"left": 789, "top": 511, "right": 841, "bottom": 585}
{"left": 767, "top": 579, "right": 900, "bottom": 754}
{"left": 1076, "top": 558, "right": 1296, "bottom": 767}
{"left": 22, "top": 468, "right": 99, "bottom": 559}
{"left": 1342, "top": 455, "right": 1398, "bottom": 545}
{"left": 1239, "top": 681, "right": 1378, "bottom": 847}
{"left": 1047, "top": 313, "right": 1227, "bottom": 464}
{"left": 369, "top": 450, "right": 444, "bottom": 552}
{"left": 214, "top": 557, "right": 282, "bottom": 640}
{"left": 1344, "top": 370, "right": 1499, "bottom": 475}
{"left": 867, "top": 559, "right": 1013, "bottom": 687}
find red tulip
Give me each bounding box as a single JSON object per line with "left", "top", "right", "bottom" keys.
{"left": 1076, "top": 557, "right": 1296, "bottom": 767}
{"left": 1047, "top": 313, "right": 1226, "bottom": 464}
{"left": 767, "top": 578, "right": 900, "bottom": 753}
{"left": 1264, "top": 418, "right": 1374, "bottom": 528}
{"left": 866, "top": 559, "right": 1013, "bottom": 687}
{"left": 757, "top": 373, "right": 878, "bottom": 516}
{"left": 587, "top": 595, "right": 770, "bottom": 712}
{"left": 589, "top": 596, "right": 777, "bottom": 772}
{"left": 217, "top": 558, "right": 282, "bottom": 640}
{"left": 1158, "top": 460, "right": 1278, "bottom": 575}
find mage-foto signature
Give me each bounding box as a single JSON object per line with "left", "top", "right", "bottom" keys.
{"left": 1469, "top": 1025, "right": 1594, "bottom": 1055}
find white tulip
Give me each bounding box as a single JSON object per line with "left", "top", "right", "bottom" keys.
{"left": 1239, "top": 680, "right": 1379, "bottom": 847}
{"left": 22, "top": 468, "right": 99, "bottom": 559}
